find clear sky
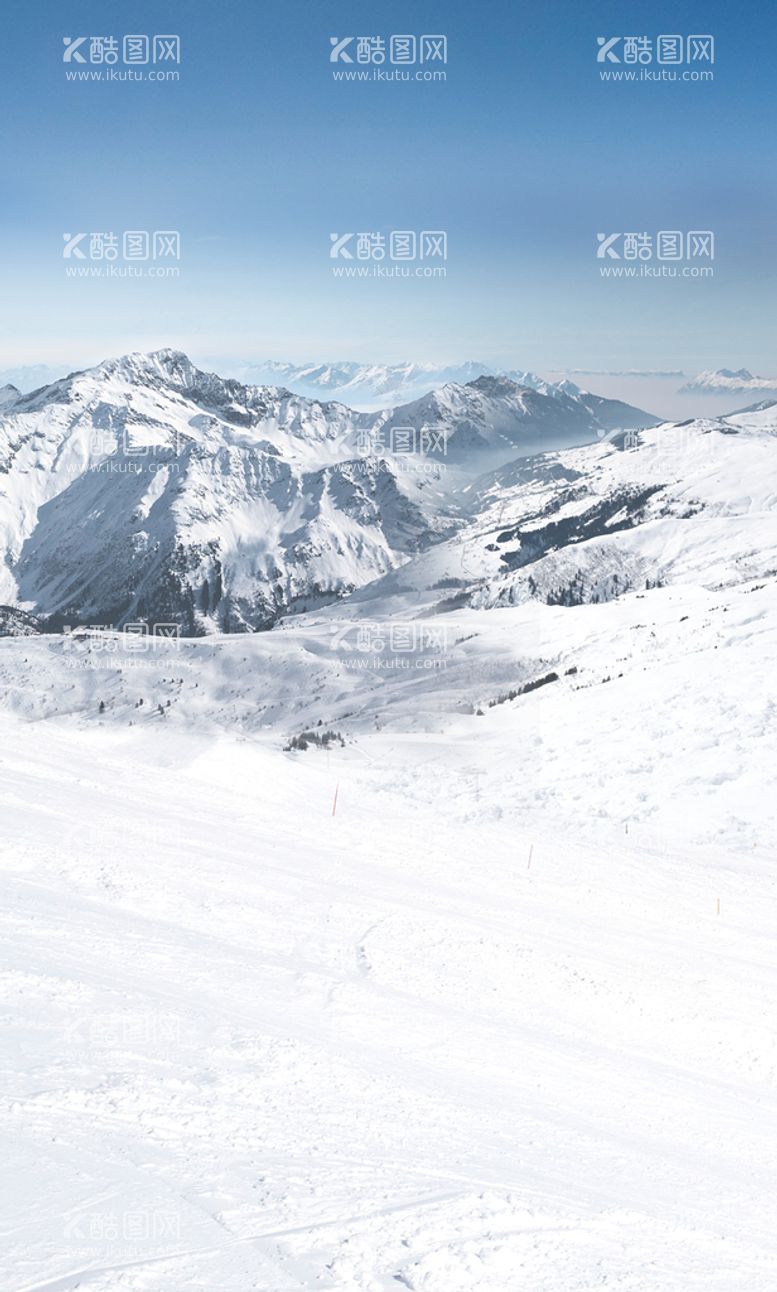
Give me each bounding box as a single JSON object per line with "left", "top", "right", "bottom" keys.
{"left": 0, "top": 0, "right": 775, "bottom": 376}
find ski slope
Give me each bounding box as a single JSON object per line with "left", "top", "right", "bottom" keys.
{"left": 2, "top": 711, "right": 777, "bottom": 1291}
{"left": 2, "top": 361, "right": 776, "bottom": 1289}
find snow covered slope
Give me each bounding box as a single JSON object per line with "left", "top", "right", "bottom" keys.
{"left": 465, "top": 410, "right": 777, "bottom": 609}
{"left": 2, "top": 561, "right": 776, "bottom": 847}
{"left": 342, "top": 404, "right": 777, "bottom": 615}
{"left": 1, "top": 706, "right": 777, "bottom": 1291}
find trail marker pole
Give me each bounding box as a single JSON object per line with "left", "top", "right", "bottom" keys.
{"left": 332, "top": 782, "right": 339, "bottom": 817}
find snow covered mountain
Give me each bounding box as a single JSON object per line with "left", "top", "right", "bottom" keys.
{"left": 220, "top": 358, "right": 659, "bottom": 421}
{"left": 376, "top": 374, "right": 659, "bottom": 463}
{"left": 464, "top": 406, "right": 777, "bottom": 610}
{"left": 342, "top": 400, "right": 777, "bottom": 620}
{"left": 3, "top": 684, "right": 777, "bottom": 1290}
{"left": 0, "top": 350, "right": 456, "bottom": 634}
{"left": 0, "top": 351, "right": 664, "bottom": 635}
{"left": 679, "top": 367, "right": 777, "bottom": 397}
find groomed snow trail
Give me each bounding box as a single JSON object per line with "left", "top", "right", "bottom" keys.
{"left": 1, "top": 713, "right": 776, "bottom": 1290}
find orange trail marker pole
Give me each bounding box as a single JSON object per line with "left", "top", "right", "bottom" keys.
{"left": 332, "top": 782, "right": 339, "bottom": 817}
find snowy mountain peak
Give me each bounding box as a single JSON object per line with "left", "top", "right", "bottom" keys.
{"left": 467, "top": 374, "right": 530, "bottom": 397}
{"left": 219, "top": 359, "right": 499, "bottom": 409}
{"left": 0, "top": 383, "right": 20, "bottom": 410}
{"left": 680, "top": 367, "right": 777, "bottom": 396}
{"left": 378, "top": 374, "right": 659, "bottom": 464}
{"left": 93, "top": 349, "right": 251, "bottom": 400}
{"left": 0, "top": 351, "right": 454, "bottom": 635}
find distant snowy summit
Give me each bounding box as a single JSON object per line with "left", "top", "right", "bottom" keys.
{"left": 679, "top": 368, "right": 777, "bottom": 396}
{"left": 220, "top": 358, "right": 605, "bottom": 409}
{"left": 227, "top": 360, "right": 494, "bottom": 407}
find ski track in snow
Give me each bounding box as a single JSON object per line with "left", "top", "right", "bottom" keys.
{"left": 1, "top": 708, "right": 777, "bottom": 1290}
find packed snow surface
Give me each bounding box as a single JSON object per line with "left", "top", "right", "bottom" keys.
{"left": 1, "top": 687, "right": 777, "bottom": 1290}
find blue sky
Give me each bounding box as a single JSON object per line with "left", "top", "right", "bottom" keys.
{"left": 0, "top": 0, "right": 775, "bottom": 377}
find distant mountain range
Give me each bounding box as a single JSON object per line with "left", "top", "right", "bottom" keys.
{"left": 217, "top": 358, "right": 658, "bottom": 412}
{"left": 224, "top": 360, "right": 496, "bottom": 407}
{"left": 221, "top": 359, "right": 547, "bottom": 407}
{"left": 678, "top": 368, "right": 777, "bottom": 397}
{"left": 216, "top": 359, "right": 777, "bottom": 410}
{"left": 4, "top": 357, "right": 776, "bottom": 407}
{"left": 1, "top": 347, "right": 776, "bottom": 676}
